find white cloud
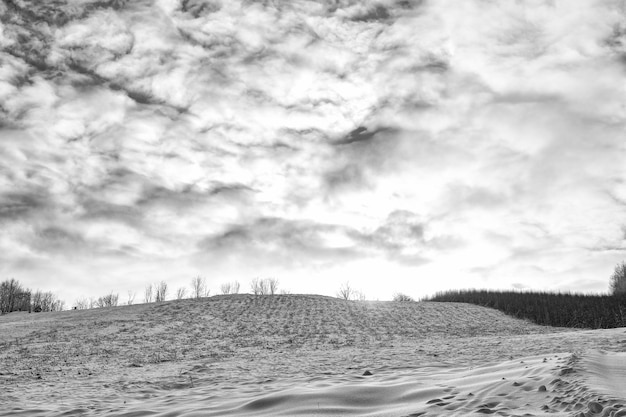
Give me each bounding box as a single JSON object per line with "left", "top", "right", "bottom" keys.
{"left": 0, "top": 0, "right": 625, "bottom": 302}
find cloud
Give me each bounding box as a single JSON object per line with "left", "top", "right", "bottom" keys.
{"left": 33, "top": 226, "right": 91, "bottom": 254}
{"left": 323, "top": 163, "right": 370, "bottom": 193}
{"left": 179, "top": 0, "right": 222, "bottom": 18}
{"left": 196, "top": 209, "right": 435, "bottom": 272}
{"left": 1, "top": 0, "right": 626, "bottom": 301}
{"left": 0, "top": 189, "right": 52, "bottom": 221}
{"left": 196, "top": 217, "right": 364, "bottom": 270}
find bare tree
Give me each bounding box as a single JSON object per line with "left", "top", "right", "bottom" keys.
{"left": 250, "top": 278, "right": 259, "bottom": 295}
{"left": 220, "top": 281, "right": 241, "bottom": 295}
{"left": 191, "top": 276, "right": 206, "bottom": 299}
{"left": 127, "top": 290, "right": 136, "bottom": 306}
{"left": 155, "top": 281, "right": 168, "bottom": 302}
{"left": 144, "top": 284, "right": 153, "bottom": 303}
{"left": 0, "top": 279, "right": 30, "bottom": 314}
{"left": 337, "top": 281, "right": 353, "bottom": 300}
{"left": 250, "top": 278, "right": 264, "bottom": 295}
{"left": 610, "top": 261, "right": 626, "bottom": 295}
{"left": 335, "top": 282, "right": 366, "bottom": 301}
{"left": 32, "top": 290, "right": 65, "bottom": 312}
{"left": 52, "top": 299, "right": 66, "bottom": 311}
{"left": 250, "top": 278, "right": 279, "bottom": 295}
{"left": 109, "top": 293, "right": 119, "bottom": 307}
{"left": 267, "top": 278, "right": 279, "bottom": 295}
{"left": 353, "top": 290, "right": 366, "bottom": 301}
{"left": 176, "top": 287, "right": 187, "bottom": 300}
{"left": 96, "top": 292, "right": 119, "bottom": 308}
{"left": 74, "top": 297, "right": 89, "bottom": 310}
{"left": 88, "top": 297, "right": 97, "bottom": 309}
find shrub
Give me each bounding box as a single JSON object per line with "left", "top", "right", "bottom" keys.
{"left": 393, "top": 292, "right": 414, "bottom": 302}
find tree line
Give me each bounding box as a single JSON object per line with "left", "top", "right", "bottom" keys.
{"left": 0, "top": 278, "right": 65, "bottom": 314}
{"left": 426, "top": 289, "right": 626, "bottom": 328}
{"left": 425, "top": 261, "right": 626, "bottom": 329}
{"left": 1, "top": 275, "right": 377, "bottom": 315}
{"left": 0, "top": 276, "right": 290, "bottom": 314}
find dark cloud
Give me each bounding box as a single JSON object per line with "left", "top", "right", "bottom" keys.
{"left": 179, "top": 0, "right": 222, "bottom": 18}
{"left": 372, "top": 210, "right": 425, "bottom": 249}
{"left": 68, "top": 61, "right": 189, "bottom": 113}
{"left": 589, "top": 246, "right": 626, "bottom": 253}
{"left": 198, "top": 217, "right": 363, "bottom": 267}
{"left": 605, "top": 22, "right": 626, "bottom": 58}
{"left": 3, "top": 0, "right": 127, "bottom": 27}
{"left": 365, "top": 210, "right": 432, "bottom": 265}
{"left": 78, "top": 198, "right": 143, "bottom": 225}
{"left": 394, "top": 0, "right": 425, "bottom": 10}
{"left": 327, "top": 126, "right": 404, "bottom": 178}
{"left": 34, "top": 226, "right": 88, "bottom": 253}
{"left": 334, "top": 126, "right": 381, "bottom": 146}
{"left": 137, "top": 182, "right": 253, "bottom": 208}
{"left": 349, "top": 4, "right": 391, "bottom": 22}
{"left": 493, "top": 91, "right": 561, "bottom": 105}
{"left": 1, "top": 10, "right": 54, "bottom": 75}
{"left": 202, "top": 217, "right": 334, "bottom": 253}
{"left": 0, "top": 0, "right": 129, "bottom": 77}
{"left": 323, "top": 163, "right": 369, "bottom": 192}
{"left": 0, "top": 190, "right": 52, "bottom": 221}
{"left": 198, "top": 210, "right": 433, "bottom": 268}
{"left": 28, "top": 223, "right": 141, "bottom": 261}
{"left": 417, "top": 55, "right": 449, "bottom": 73}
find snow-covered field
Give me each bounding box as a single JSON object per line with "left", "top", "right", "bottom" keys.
{"left": 1, "top": 295, "right": 625, "bottom": 416}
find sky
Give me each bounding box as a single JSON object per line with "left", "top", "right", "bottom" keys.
{"left": 1, "top": 0, "right": 625, "bottom": 304}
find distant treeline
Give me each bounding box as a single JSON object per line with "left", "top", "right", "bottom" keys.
{"left": 0, "top": 278, "right": 65, "bottom": 314}
{"left": 426, "top": 289, "right": 626, "bottom": 329}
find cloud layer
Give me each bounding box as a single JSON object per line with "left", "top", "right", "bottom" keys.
{"left": 1, "top": 0, "right": 625, "bottom": 301}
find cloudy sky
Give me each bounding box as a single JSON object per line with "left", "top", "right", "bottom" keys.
{"left": 1, "top": 0, "right": 625, "bottom": 304}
